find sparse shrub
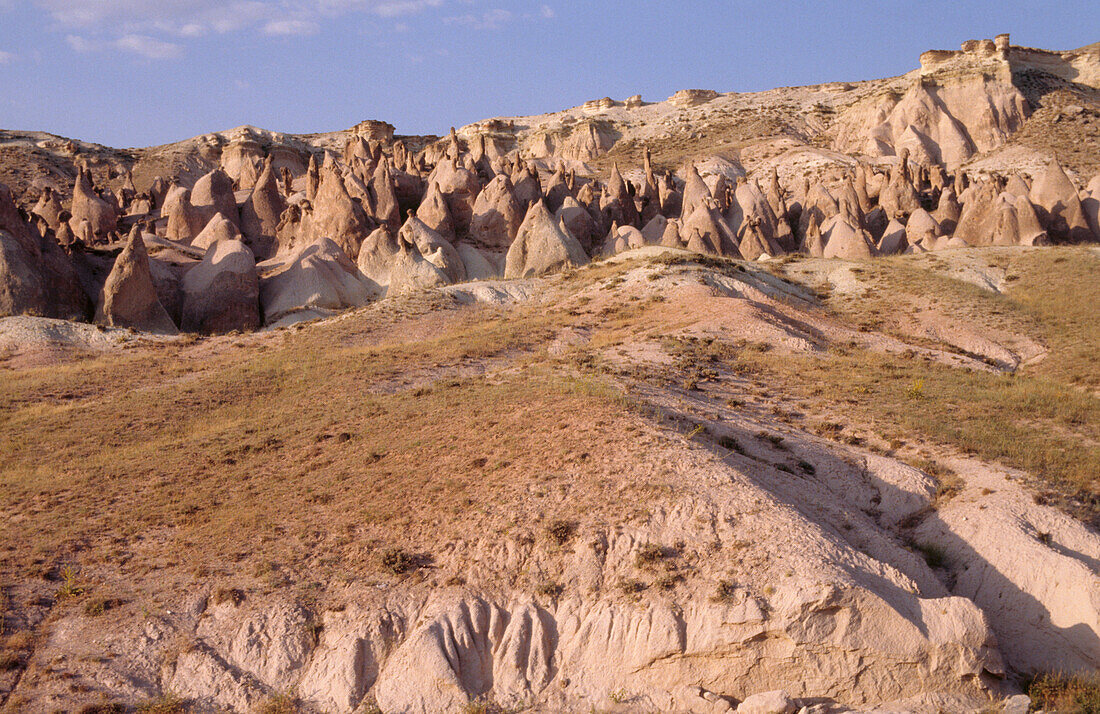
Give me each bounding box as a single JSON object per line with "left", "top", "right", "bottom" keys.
{"left": 797, "top": 460, "right": 816, "bottom": 475}
{"left": 253, "top": 692, "right": 299, "bottom": 714}
{"left": 906, "top": 378, "right": 925, "bottom": 400}
{"left": 83, "top": 597, "right": 122, "bottom": 617}
{"left": 212, "top": 588, "right": 245, "bottom": 606}
{"left": 713, "top": 579, "right": 738, "bottom": 602}
{"left": 79, "top": 705, "right": 125, "bottom": 714}
{"left": 0, "top": 651, "right": 21, "bottom": 671}
{"left": 536, "top": 581, "right": 563, "bottom": 599}
{"left": 634, "top": 544, "right": 666, "bottom": 567}
{"left": 1027, "top": 671, "right": 1100, "bottom": 714}
{"left": 136, "top": 693, "right": 188, "bottom": 714}
{"left": 916, "top": 543, "right": 947, "bottom": 569}
{"left": 618, "top": 579, "right": 646, "bottom": 596}
{"left": 380, "top": 548, "right": 416, "bottom": 575}
{"left": 56, "top": 565, "right": 86, "bottom": 600}
{"left": 546, "top": 519, "right": 576, "bottom": 545}
{"left": 609, "top": 689, "right": 630, "bottom": 704}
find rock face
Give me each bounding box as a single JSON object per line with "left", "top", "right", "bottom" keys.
{"left": 504, "top": 201, "right": 588, "bottom": 278}
{"left": 0, "top": 182, "right": 88, "bottom": 320}
{"left": 94, "top": 228, "right": 178, "bottom": 334}
{"left": 1029, "top": 162, "right": 1095, "bottom": 243}
{"left": 181, "top": 240, "right": 260, "bottom": 334}
{"left": 260, "top": 238, "right": 373, "bottom": 326}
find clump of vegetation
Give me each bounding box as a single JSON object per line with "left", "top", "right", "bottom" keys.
{"left": 379, "top": 548, "right": 419, "bottom": 575}
{"left": 712, "top": 579, "right": 738, "bottom": 602}
{"left": 536, "top": 581, "right": 563, "bottom": 599}
{"left": 915, "top": 543, "right": 948, "bottom": 569}
{"left": 56, "top": 565, "right": 86, "bottom": 600}
{"left": 136, "top": 694, "right": 188, "bottom": 714}
{"left": 546, "top": 519, "right": 576, "bottom": 545}
{"left": 254, "top": 692, "right": 300, "bottom": 714}
{"left": 83, "top": 597, "right": 123, "bottom": 617}
{"left": 1027, "top": 672, "right": 1100, "bottom": 714}
{"left": 212, "top": 588, "right": 245, "bottom": 607}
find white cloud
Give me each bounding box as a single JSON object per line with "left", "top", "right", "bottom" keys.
{"left": 0, "top": 49, "right": 13, "bottom": 63}
{"left": 65, "top": 35, "right": 96, "bottom": 52}
{"left": 67, "top": 32, "right": 182, "bottom": 59}
{"left": 34, "top": 0, "right": 459, "bottom": 58}
{"left": 444, "top": 8, "right": 511, "bottom": 30}
{"left": 263, "top": 19, "right": 319, "bottom": 35}
{"left": 113, "top": 34, "right": 183, "bottom": 59}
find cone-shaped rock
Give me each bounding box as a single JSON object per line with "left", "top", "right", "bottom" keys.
{"left": 302, "top": 160, "right": 374, "bottom": 259}
{"left": 181, "top": 239, "right": 260, "bottom": 334}
{"left": 95, "top": 226, "right": 178, "bottom": 334}
{"left": 504, "top": 200, "right": 588, "bottom": 278}
{"left": 192, "top": 212, "right": 242, "bottom": 251}
{"left": 240, "top": 158, "right": 287, "bottom": 260}
{"left": 260, "top": 238, "right": 373, "bottom": 326}
{"left": 417, "top": 180, "right": 456, "bottom": 242}
{"left": 357, "top": 225, "right": 401, "bottom": 294}
{"left": 71, "top": 166, "right": 118, "bottom": 241}
{"left": 470, "top": 175, "right": 524, "bottom": 250}
{"left": 192, "top": 168, "right": 239, "bottom": 228}
{"left": 556, "top": 197, "right": 599, "bottom": 254}
{"left": 398, "top": 213, "right": 466, "bottom": 284}
{"left": 822, "top": 214, "right": 876, "bottom": 260}
{"left": 1029, "top": 162, "right": 1094, "bottom": 242}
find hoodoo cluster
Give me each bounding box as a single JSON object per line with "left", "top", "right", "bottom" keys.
{"left": 1, "top": 121, "right": 1098, "bottom": 335}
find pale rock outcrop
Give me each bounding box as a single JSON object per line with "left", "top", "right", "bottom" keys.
{"left": 680, "top": 164, "right": 713, "bottom": 221}
{"left": 905, "top": 209, "right": 941, "bottom": 247}
{"left": 260, "top": 238, "right": 374, "bottom": 326}
{"left": 737, "top": 690, "right": 795, "bottom": 714}
{"left": 556, "top": 197, "right": 599, "bottom": 254}
{"left": 822, "top": 214, "right": 876, "bottom": 260}
{"left": 682, "top": 202, "right": 740, "bottom": 258}
{"left": 877, "top": 219, "right": 909, "bottom": 255}
{"left": 398, "top": 213, "right": 466, "bottom": 284}
{"left": 878, "top": 150, "right": 922, "bottom": 221}
{"left": 417, "top": 181, "right": 456, "bottom": 242}
{"left": 191, "top": 213, "right": 241, "bottom": 251}
{"left": 300, "top": 158, "right": 374, "bottom": 259}
{"left": 388, "top": 236, "right": 451, "bottom": 296}
{"left": 70, "top": 166, "right": 118, "bottom": 241}
{"left": 0, "top": 182, "right": 89, "bottom": 320}
{"left": 504, "top": 200, "right": 588, "bottom": 278}
{"left": 1029, "top": 162, "right": 1095, "bottom": 242}
{"left": 470, "top": 175, "right": 524, "bottom": 250}
{"left": 240, "top": 158, "right": 287, "bottom": 260}
{"left": 369, "top": 160, "right": 402, "bottom": 231}
{"left": 95, "top": 227, "right": 178, "bottom": 334}
{"left": 455, "top": 242, "right": 499, "bottom": 281}
{"left": 430, "top": 158, "right": 481, "bottom": 237}
{"left": 166, "top": 190, "right": 209, "bottom": 244}
{"left": 356, "top": 225, "right": 400, "bottom": 294}
{"left": 659, "top": 219, "right": 684, "bottom": 248}
{"left": 192, "top": 168, "right": 240, "bottom": 229}
{"left": 31, "top": 187, "right": 64, "bottom": 231}
{"left": 181, "top": 239, "right": 260, "bottom": 334}
{"left": 641, "top": 215, "right": 669, "bottom": 245}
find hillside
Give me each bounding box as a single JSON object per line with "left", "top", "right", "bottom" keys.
{"left": 0, "top": 32, "right": 1098, "bottom": 714}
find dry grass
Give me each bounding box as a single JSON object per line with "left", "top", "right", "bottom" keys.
{"left": 0, "top": 296, "right": 674, "bottom": 593}
{"left": 762, "top": 247, "right": 1100, "bottom": 520}
{"left": 1027, "top": 671, "right": 1100, "bottom": 714}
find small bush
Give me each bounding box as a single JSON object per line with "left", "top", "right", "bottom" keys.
{"left": 136, "top": 694, "right": 188, "bottom": 714}
{"left": 212, "top": 588, "right": 245, "bottom": 606}
{"left": 1027, "top": 671, "right": 1100, "bottom": 714}
{"left": 797, "top": 460, "right": 816, "bottom": 475}
{"left": 0, "top": 651, "right": 21, "bottom": 671}
{"left": 79, "top": 705, "right": 125, "bottom": 714}
{"left": 916, "top": 543, "right": 947, "bottom": 569}
{"left": 546, "top": 519, "right": 576, "bottom": 545}
{"left": 536, "top": 581, "right": 563, "bottom": 599}
{"left": 253, "top": 693, "right": 299, "bottom": 714}
{"left": 713, "top": 579, "right": 738, "bottom": 602}
{"left": 906, "top": 378, "right": 925, "bottom": 400}
{"left": 379, "top": 548, "right": 416, "bottom": 575}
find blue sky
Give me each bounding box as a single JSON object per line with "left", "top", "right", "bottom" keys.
{"left": 0, "top": 1, "right": 1096, "bottom": 148}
